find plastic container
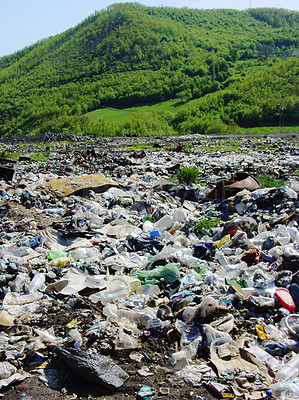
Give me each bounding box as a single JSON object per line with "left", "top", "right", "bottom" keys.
{"left": 69, "top": 328, "right": 82, "bottom": 348}
{"left": 97, "top": 278, "right": 130, "bottom": 305}
{"left": 149, "top": 230, "right": 162, "bottom": 238}
{"left": 275, "top": 353, "right": 299, "bottom": 381}
{"left": 109, "top": 276, "right": 141, "bottom": 294}
{"left": 276, "top": 225, "right": 291, "bottom": 246}
{"left": 285, "top": 314, "right": 299, "bottom": 337}
{"left": 267, "top": 381, "right": 299, "bottom": 399}
{"left": 154, "top": 215, "right": 173, "bottom": 232}
{"left": 210, "top": 337, "right": 240, "bottom": 354}
{"left": 275, "top": 288, "right": 295, "bottom": 313}
{"left": 143, "top": 219, "right": 154, "bottom": 233}
{"left": 214, "top": 250, "right": 229, "bottom": 266}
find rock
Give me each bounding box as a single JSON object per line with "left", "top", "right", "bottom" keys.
{"left": 55, "top": 347, "right": 129, "bottom": 389}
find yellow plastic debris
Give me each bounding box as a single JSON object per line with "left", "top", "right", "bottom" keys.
{"left": 49, "top": 257, "right": 72, "bottom": 268}
{"left": 255, "top": 325, "right": 267, "bottom": 340}
{"left": 214, "top": 234, "right": 231, "bottom": 249}
{"left": 66, "top": 318, "right": 78, "bottom": 329}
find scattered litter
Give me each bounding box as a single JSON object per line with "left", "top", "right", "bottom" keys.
{"left": 0, "top": 133, "right": 298, "bottom": 399}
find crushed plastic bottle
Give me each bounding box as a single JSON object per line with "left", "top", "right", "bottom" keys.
{"left": 275, "top": 353, "right": 299, "bottom": 381}
{"left": 267, "top": 380, "right": 299, "bottom": 400}
{"left": 22, "top": 237, "right": 42, "bottom": 249}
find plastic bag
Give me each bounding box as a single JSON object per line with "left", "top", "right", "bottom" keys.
{"left": 131, "top": 263, "right": 180, "bottom": 285}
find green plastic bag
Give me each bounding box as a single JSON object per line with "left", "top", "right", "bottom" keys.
{"left": 47, "top": 250, "right": 68, "bottom": 261}
{"left": 132, "top": 263, "right": 180, "bottom": 285}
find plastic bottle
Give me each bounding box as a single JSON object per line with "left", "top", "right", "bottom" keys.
{"left": 284, "top": 185, "right": 298, "bottom": 200}
{"left": 247, "top": 346, "right": 281, "bottom": 372}
{"left": 69, "top": 328, "right": 82, "bottom": 348}
{"left": 22, "top": 237, "right": 42, "bottom": 249}
{"left": 1, "top": 191, "right": 10, "bottom": 201}
{"left": 214, "top": 250, "right": 228, "bottom": 266}
{"left": 45, "top": 208, "right": 65, "bottom": 216}
{"left": 0, "top": 274, "right": 13, "bottom": 285}
{"left": 11, "top": 273, "right": 30, "bottom": 293}
{"left": 3, "top": 291, "right": 43, "bottom": 305}
{"left": 49, "top": 257, "right": 72, "bottom": 268}
{"left": 136, "top": 284, "right": 161, "bottom": 298}
{"left": 289, "top": 226, "right": 299, "bottom": 245}
{"left": 267, "top": 381, "right": 299, "bottom": 399}
{"left": 276, "top": 225, "right": 291, "bottom": 246}
{"left": 275, "top": 354, "right": 299, "bottom": 381}
{"left": 104, "top": 304, "right": 157, "bottom": 327}
{"left": 231, "top": 280, "right": 248, "bottom": 298}
{"left": 28, "top": 273, "right": 46, "bottom": 293}
{"left": 154, "top": 215, "right": 173, "bottom": 232}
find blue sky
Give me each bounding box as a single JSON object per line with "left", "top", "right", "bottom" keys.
{"left": 0, "top": 0, "right": 298, "bottom": 57}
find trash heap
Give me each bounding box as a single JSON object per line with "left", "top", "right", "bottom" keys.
{"left": 0, "top": 134, "right": 299, "bottom": 400}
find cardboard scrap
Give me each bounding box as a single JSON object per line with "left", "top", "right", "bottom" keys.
{"left": 44, "top": 174, "right": 119, "bottom": 197}
{"left": 226, "top": 175, "right": 260, "bottom": 191}
{"left": 210, "top": 351, "right": 259, "bottom": 377}
{"left": 99, "top": 221, "right": 142, "bottom": 238}
{"left": 0, "top": 372, "right": 30, "bottom": 390}
{"left": 0, "top": 310, "right": 15, "bottom": 327}
{"left": 46, "top": 268, "right": 107, "bottom": 296}
{"left": 210, "top": 346, "right": 273, "bottom": 396}
{"left": 217, "top": 342, "right": 239, "bottom": 359}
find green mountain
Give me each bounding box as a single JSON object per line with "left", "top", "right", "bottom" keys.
{"left": 0, "top": 3, "right": 298, "bottom": 137}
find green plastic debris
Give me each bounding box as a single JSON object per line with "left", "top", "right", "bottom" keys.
{"left": 47, "top": 251, "right": 68, "bottom": 261}
{"left": 195, "top": 260, "right": 206, "bottom": 274}
{"left": 226, "top": 278, "right": 248, "bottom": 288}
{"left": 132, "top": 263, "right": 180, "bottom": 285}
{"left": 80, "top": 263, "right": 90, "bottom": 271}
{"left": 137, "top": 386, "right": 156, "bottom": 400}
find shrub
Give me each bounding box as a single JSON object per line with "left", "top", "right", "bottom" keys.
{"left": 193, "top": 217, "right": 220, "bottom": 236}
{"left": 257, "top": 174, "right": 285, "bottom": 188}
{"left": 177, "top": 166, "right": 199, "bottom": 184}
{"left": 183, "top": 216, "right": 221, "bottom": 237}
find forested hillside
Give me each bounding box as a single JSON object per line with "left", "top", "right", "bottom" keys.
{"left": 0, "top": 3, "right": 298, "bottom": 136}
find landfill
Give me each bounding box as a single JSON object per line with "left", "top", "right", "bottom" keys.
{"left": 0, "top": 133, "right": 299, "bottom": 400}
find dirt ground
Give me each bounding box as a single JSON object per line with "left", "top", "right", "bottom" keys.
{"left": 2, "top": 300, "right": 217, "bottom": 400}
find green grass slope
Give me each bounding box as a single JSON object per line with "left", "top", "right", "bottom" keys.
{"left": 0, "top": 3, "right": 298, "bottom": 136}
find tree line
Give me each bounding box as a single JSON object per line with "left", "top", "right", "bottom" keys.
{"left": 0, "top": 3, "right": 298, "bottom": 136}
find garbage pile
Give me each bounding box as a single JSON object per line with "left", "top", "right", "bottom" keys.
{"left": 0, "top": 134, "right": 299, "bottom": 400}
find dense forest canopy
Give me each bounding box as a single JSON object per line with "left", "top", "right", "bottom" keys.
{"left": 0, "top": 3, "right": 298, "bottom": 136}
